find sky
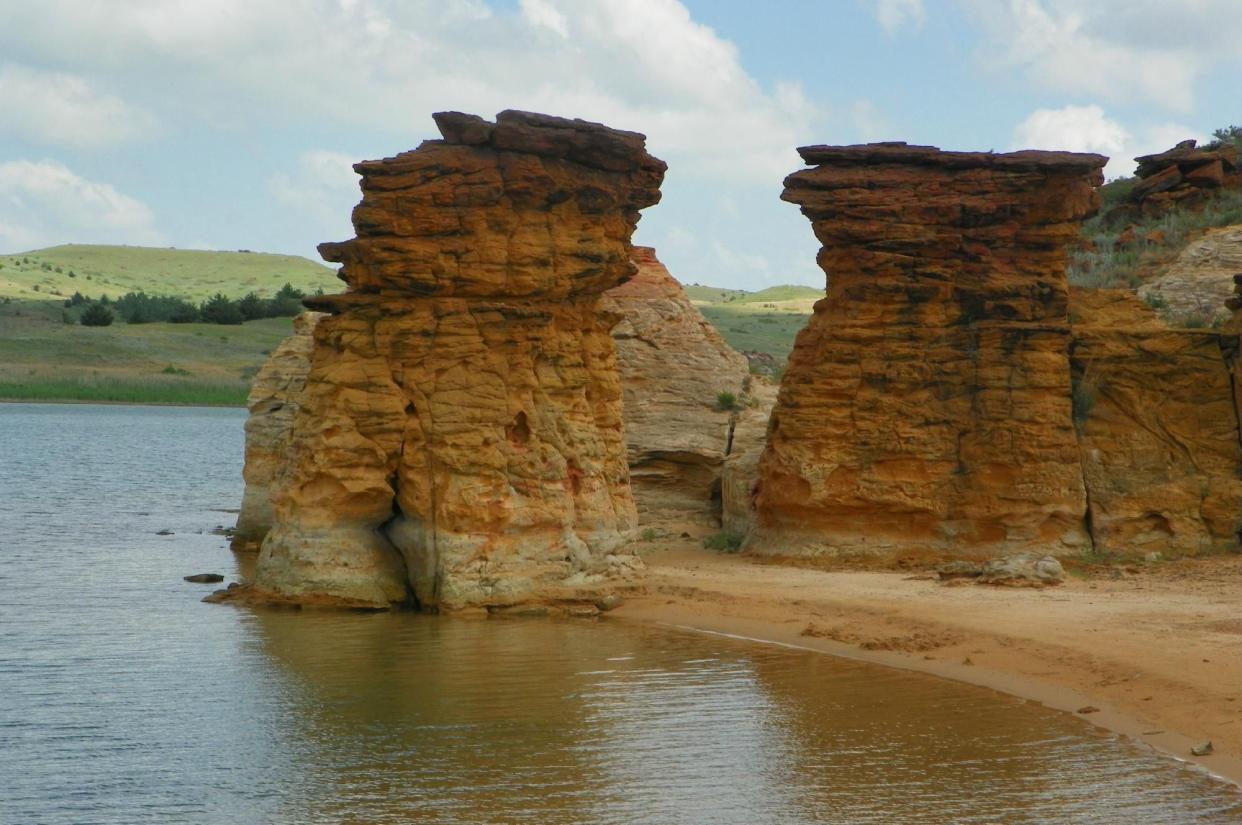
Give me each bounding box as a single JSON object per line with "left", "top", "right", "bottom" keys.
{"left": 0, "top": 0, "right": 1239, "bottom": 290}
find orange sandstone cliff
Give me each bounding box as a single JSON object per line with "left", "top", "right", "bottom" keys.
{"left": 1069, "top": 288, "right": 1242, "bottom": 556}
{"left": 250, "top": 110, "right": 666, "bottom": 610}
{"left": 753, "top": 143, "right": 1107, "bottom": 560}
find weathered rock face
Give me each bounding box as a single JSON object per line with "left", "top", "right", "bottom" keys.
{"left": 753, "top": 143, "right": 1107, "bottom": 560}
{"left": 721, "top": 379, "right": 778, "bottom": 535}
{"left": 1139, "top": 225, "right": 1242, "bottom": 322}
{"left": 1128, "top": 139, "right": 1240, "bottom": 217}
{"left": 232, "top": 312, "right": 322, "bottom": 551}
{"left": 253, "top": 110, "right": 665, "bottom": 610}
{"left": 600, "top": 246, "right": 749, "bottom": 522}
{"left": 1069, "top": 288, "right": 1242, "bottom": 556}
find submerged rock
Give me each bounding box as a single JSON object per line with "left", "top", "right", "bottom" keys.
{"left": 184, "top": 573, "right": 225, "bottom": 583}
{"left": 251, "top": 110, "right": 665, "bottom": 611}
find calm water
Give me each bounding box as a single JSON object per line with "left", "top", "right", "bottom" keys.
{"left": 2, "top": 403, "right": 1241, "bottom": 824}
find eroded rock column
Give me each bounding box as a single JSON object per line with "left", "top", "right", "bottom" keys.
{"left": 753, "top": 143, "right": 1106, "bottom": 560}
{"left": 232, "top": 311, "right": 322, "bottom": 551}
{"left": 253, "top": 110, "right": 665, "bottom": 610}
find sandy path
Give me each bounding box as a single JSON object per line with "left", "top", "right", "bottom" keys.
{"left": 611, "top": 544, "right": 1242, "bottom": 785}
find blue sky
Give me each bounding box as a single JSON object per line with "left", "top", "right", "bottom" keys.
{"left": 0, "top": 0, "right": 1239, "bottom": 289}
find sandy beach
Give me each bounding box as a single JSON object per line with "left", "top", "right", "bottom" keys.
{"left": 613, "top": 541, "right": 1242, "bottom": 787}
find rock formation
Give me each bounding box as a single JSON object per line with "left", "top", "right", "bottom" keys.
{"left": 249, "top": 110, "right": 665, "bottom": 611}
{"left": 1138, "top": 225, "right": 1242, "bottom": 322}
{"left": 600, "top": 246, "right": 749, "bottom": 522}
{"left": 1127, "top": 139, "right": 1239, "bottom": 217}
{"left": 1069, "top": 288, "right": 1242, "bottom": 556}
{"left": 720, "top": 379, "right": 778, "bottom": 535}
{"left": 753, "top": 143, "right": 1107, "bottom": 560}
{"left": 232, "top": 312, "right": 322, "bottom": 551}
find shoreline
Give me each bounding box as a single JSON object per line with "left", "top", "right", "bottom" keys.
{"left": 0, "top": 397, "right": 244, "bottom": 409}
{"left": 610, "top": 544, "right": 1242, "bottom": 788}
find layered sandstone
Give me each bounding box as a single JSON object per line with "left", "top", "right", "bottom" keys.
{"left": 753, "top": 143, "right": 1107, "bottom": 560}
{"left": 600, "top": 246, "right": 749, "bottom": 522}
{"left": 1128, "top": 139, "right": 1239, "bottom": 217}
{"left": 1069, "top": 288, "right": 1242, "bottom": 556}
{"left": 1138, "top": 225, "right": 1242, "bottom": 322}
{"left": 251, "top": 110, "right": 665, "bottom": 610}
{"left": 232, "top": 312, "right": 322, "bottom": 551}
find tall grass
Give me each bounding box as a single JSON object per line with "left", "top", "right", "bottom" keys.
{"left": 1069, "top": 189, "right": 1242, "bottom": 290}
{"left": 0, "top": 376, "right": 249, "bottom": 406}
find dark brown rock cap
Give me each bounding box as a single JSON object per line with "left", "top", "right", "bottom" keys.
{"left": 794, "top": 141, "right": 1108, "bottom": 173}
{"left": 426, "top": 109, "right": 667, "bottom": 175}
{"left": 1134, "top": 139, "right": 1238, "bottom": 178}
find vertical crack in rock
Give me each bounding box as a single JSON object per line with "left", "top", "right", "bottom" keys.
{"left": 1069, "top": 287, "right": 1242, "bottom": 557}
{"left": 752, "top": 143, "right": 1107, "bottom": 561}
{"left": 249, "top": 110, "right": 665, "bottom": 610}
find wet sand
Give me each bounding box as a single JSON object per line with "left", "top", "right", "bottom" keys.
{"left": 612, "top": 543, "right": 1242, "bottom": 786}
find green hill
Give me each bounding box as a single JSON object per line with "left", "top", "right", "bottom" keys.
{"left": 684, "top": 284, "right": 750, "bottom": 303}
{"left": 0, "top": 244, "right": 339, "bottom": 303}
{"left": 734, "top": 284, "right": 822, "bottom": 304}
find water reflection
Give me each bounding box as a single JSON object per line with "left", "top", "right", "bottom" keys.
{"left": 4, "top": 403, "right": 1241, "bottom": 824}
{"left": 246, "top": 610, "right": 1242, "bottom": 824}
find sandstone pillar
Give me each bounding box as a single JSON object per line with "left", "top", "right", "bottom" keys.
{"left": 253, "top": 111, "right": 665, "bottom": 609}
{"left": 753, "top": 143, "right": 1106, "bottom": 560}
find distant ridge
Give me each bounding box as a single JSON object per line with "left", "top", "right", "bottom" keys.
{"left": 0, "top": 244, "right": 339, "bottom": 303}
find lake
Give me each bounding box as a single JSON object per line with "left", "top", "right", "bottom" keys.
{"left": 2, "top": 402, "right": 1240, "bottom": 823}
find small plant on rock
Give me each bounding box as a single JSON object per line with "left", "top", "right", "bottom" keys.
{"left": 703, "top": 530, "right": 744, "bottom": 553}
{"left": 715, "top": 391, "right": 738, "bottom": 411}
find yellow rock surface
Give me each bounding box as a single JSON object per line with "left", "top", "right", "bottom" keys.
{"left": 232, "top": 312, "right": 322, "bottom": 551}
{"left": 253, "top": 111, "right": 665, "bottom": 610}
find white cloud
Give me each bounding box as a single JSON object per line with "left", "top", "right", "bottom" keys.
{"left": 1010, "top": 104, "right": 1204, "bottom": 178}
{"left": 268, "top": 150, "right": 360, "bottom": 242}
{"left": 520, "top": 0, "right": 569, "bottom": 37}
{"left": 0, "top": 160, "right": 163, "bottom": 252}
{"left": 0, "top": 64, "right": 160, "bottom": 148}
{"left": 963, "top": 0, "right": 1242, "bottom": 111}
{"left": 869, "top": 0, "right": 925, "bottom": 32}
{"left": 0, "top": 0, "right": 821, "bottom": 184}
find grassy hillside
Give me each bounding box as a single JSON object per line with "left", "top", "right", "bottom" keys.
{"left": 684, "top": 284, "right": 750, "bottom": 303}
{"left": 733, "top": 284, "right": 822, "bottom": 305}
{"left": 0, "top": 243, "right": 818, "bottom": 404}
{"left": 0, "top": 299, "right": 294, "bottom": 405}
{"left": 0, "top": 244, "right": 339, "bottom": 303}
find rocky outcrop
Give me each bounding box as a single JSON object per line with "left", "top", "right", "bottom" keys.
{"left": 1128, "top": 140, "right": 1240, "bottom": 217}
{"left": 1070, "top": 288, "right": 1242, "bottom": 556}
{"left": 1138, "top": 225, "right": 1242, "bottom": 322}
{"left": 600, "top": 246, "right": 749, "bottom": 522}
{"left": 752, "top": 143, "right": 1107, "bottom": 561}
{"left": 249, "top": 110, "right": 665, "bottom": 611}
{"left": 232, "top": 312, "right": 322, "bottom": 551}
{"left": 721, "top": 379, "right": 778, "bottom": 535}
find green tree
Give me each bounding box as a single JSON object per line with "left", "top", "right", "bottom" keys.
{"left": 80, "top": 303, "right": 115, "bottom": 327}
{"left": 200, "top": 292, "right": 244, "bottom": 325}
{"left": 237, "top": 291, "right": 266, "bottom": 321}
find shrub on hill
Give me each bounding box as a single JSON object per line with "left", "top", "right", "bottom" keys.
{"left": 80, "top": 303, "right": 115, "bottom": 327}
